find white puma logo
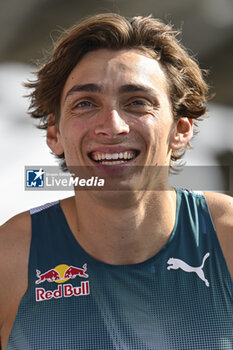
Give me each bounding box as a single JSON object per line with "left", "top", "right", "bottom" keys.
{"left": 167, "top": 253, "right": 210, "bottom": 287}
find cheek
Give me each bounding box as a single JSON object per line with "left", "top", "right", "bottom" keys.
{"left": 137, "top": 116, "right": 173, "bottom": 162}
{"left": 60, "top": 117, "right": 88, "bottom": 142}
{"left": 133, "top": 115, "right": 161, "bottom": 144}
{"left": 59, "top": 119, "right": 87, "bottom": 158}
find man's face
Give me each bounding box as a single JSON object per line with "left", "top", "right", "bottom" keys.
{"left": 50, "top": 49, "right": 181, "bottom": 190}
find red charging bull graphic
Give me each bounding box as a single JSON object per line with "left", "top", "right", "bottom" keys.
{"left": 64, "top": 264, "right": 88, "bottom": 279}
{"left": 36, "top": 269, "right": 61, "bottom": 284}
{"left": 35, "top": 263, "right": 90, "bottom": 301}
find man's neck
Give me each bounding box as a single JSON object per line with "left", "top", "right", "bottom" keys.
{"left": 61, "top": 189, "right": 177, "bottom": 265}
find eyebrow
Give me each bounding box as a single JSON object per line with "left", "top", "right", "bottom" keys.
{"left": 118, "top": 84, "right": 157, "bottom": 97}
{"left": 65, "top": 83, "right": 158, "bottom": 101}
{"left": 65, "top": 84, "right": 102, "bottom": 100}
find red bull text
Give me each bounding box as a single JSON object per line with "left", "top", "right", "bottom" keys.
{"left": 36, "top": 281, "right": 90, "bottom": 301}
{"left": 35, "top": 264, "right": 90, "bottom": 302}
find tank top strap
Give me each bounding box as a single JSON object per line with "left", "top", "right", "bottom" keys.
{"left": 175, "top": 189, "right": 232, "bottom": 286}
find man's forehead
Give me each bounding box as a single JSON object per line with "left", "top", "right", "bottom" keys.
{"left": 70, "top": 48, "right": 163, "bottom": 76}
{"left": 62, "top": 48, "right": 169, "bottom": 98}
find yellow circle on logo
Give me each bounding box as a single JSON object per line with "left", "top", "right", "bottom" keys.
{"left": 54, "top": 264, "right": 70, "bottom": 283}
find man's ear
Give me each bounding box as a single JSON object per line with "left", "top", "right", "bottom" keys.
{"left": 46, "top": 114, "right": 64, "bottom": 155}
{"left": 170, "top": 117, "right": 193, "bottom": 150}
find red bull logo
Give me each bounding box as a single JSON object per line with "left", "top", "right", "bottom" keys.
{"left": 64, "top": 264, "right": 88, "bottom": 279}
{"left": 36, "top": 269, "right": 61, "bottom": 284}
{"left": 35, "top": 263, "right": 90, "bottom": 302}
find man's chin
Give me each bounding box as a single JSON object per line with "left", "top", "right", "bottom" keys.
{"left": 82, "top": 187, "right": 148, "bottom": 209}
{"left": 68, "top": 165, "right": 170, "bottom": 192}
{"left": 68, "top": 165, "right": 141, "bottom": 188}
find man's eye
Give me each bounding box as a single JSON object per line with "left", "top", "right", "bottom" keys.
{"left": 124, "top": 98, "right": 155, "bottom": 114}
{"left": 73, "top": 101, "right": 93, "bottom": 109}
{"left": 127, "top": 99, "right": 153, "bottom": 109}
{"left": 131, "top": 100, "right": 146, "bottom": 106}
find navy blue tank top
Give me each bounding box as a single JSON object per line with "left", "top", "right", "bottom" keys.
{"left": 6, "top": 190, "right": 233, "bottom": 349}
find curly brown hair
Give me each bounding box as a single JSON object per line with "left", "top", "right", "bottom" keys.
{"left": 26, "top": 13, "right": 210, "bottom": 170}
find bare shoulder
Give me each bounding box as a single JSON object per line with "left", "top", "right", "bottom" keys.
{"left": 0, "top": 211, "right": 31, "bottom": 348}
{"left": 0, "top": 210, "right": 31, "bottom": 265}
{"left": 204, "top": 192, "right": 233, "bottom": 231}
{"left": 204, "top": 191, "right": 233, "bottom": 278}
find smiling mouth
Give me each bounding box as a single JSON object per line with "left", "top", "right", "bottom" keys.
{"left": 88, "top": 150, "right": 139, "bottom": 165}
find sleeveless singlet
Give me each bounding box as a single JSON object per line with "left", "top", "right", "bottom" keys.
{"left": 6, "top": 190, "right": 233, "bottom": 350}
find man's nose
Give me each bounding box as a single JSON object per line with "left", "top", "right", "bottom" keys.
{"left": 94, "top": 108, "right": 130, "bottom": 138}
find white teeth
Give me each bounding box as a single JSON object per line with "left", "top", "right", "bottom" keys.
{"left": 91, "top": 151, "right": 137, "bottom": 162}
{"left": 112, "top": 153, "right": 119, "bottom": 160}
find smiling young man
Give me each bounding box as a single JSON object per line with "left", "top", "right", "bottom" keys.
{"left": 0, "top": 13, "right": 232, "bottom": 350}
